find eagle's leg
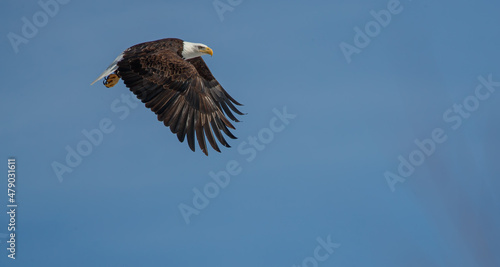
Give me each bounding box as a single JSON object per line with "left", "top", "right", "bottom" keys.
{"left": 103, "top": 73, "right": 120, "bottom": 88}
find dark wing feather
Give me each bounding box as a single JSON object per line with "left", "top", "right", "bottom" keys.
{"left": 117, "top": 49, "right": 243, "bottom": 155}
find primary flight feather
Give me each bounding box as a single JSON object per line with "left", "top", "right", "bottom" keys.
{"left": 91, "top": 38, "right": 244, "bottom": 155}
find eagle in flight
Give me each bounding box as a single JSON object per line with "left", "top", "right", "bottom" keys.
{"left": 91, "top": 38, "right": 244, "bottom": 155}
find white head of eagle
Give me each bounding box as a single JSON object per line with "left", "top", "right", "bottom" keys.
{"left": 182, "top": 41, "right": 214, "bottom": 59}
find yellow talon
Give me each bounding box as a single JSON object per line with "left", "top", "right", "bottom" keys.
{"left": 103, "top": 74, "right": 120, "bottom": 88}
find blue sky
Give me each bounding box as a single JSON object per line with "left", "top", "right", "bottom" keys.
{"left": 1, "top": 0, "right": 500, "bottom": 266}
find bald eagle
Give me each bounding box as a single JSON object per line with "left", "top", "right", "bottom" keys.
{"left": 91, "top": 38, "right": 244, "bottom": 156}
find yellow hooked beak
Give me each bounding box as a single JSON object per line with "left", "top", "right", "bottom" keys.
{"left": 200, "top": 46, "right": 213, "bottom": 56}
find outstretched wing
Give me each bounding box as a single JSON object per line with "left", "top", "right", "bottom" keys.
{"left": 117, "top": 49, "right": 244, "bottom": 155}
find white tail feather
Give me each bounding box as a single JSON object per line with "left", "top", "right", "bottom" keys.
{"left": 91, "top": 52, "right": 124, "bottom": 85}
